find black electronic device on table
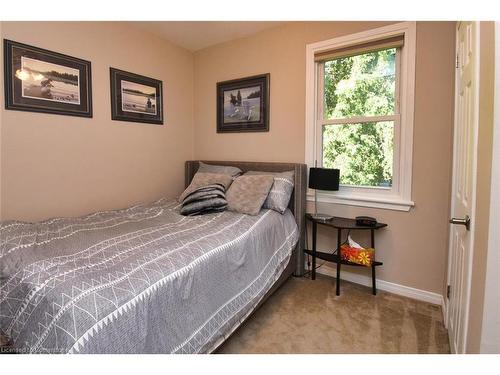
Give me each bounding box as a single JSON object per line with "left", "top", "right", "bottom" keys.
{"left": 355, "top": 216, "right": 378, "bottom": 227}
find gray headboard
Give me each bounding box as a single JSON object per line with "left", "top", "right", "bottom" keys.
{"left": 185, "top": 160, "right": 306, "bottom": 276}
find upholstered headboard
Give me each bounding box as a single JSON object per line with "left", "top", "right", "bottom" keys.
{"left": 185, "top": 160, "right": 306, "bottom": 276}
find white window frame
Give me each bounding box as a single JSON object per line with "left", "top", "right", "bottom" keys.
{"left": 305, "top": 22, "right": 417, "bottom": 211}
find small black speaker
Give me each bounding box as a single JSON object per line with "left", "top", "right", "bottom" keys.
{"left": 355, "top": 216, "right": 378, "bottom": 227}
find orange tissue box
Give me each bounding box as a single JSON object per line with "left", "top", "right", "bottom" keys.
{"left": 340, "top": 244, "right": 374, "bottom": 267}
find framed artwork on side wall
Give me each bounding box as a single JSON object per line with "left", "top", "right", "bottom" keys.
{"left": 3, "top": 39, "right": 92, "bottom": 117}
{"left": 110, "top": 68, "right": 163, "bottom": 125}
{"left": 216, "top": 73, "right": 270, "bottom": 133}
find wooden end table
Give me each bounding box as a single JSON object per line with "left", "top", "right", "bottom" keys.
{"left": 304, "top": 214, "right": 387, "bottom": 296}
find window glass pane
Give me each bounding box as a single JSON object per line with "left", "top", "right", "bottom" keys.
{"left": 324, "top": 48, "right": 396, "bottom": 119}
{"left": 322, "top": 121, "right": 394, "bottom": 187}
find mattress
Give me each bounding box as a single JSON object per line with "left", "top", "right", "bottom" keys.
{"left": 0, "top": 198, "right": 298, "bottom": 353}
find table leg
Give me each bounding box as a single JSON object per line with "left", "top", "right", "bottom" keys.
{"left": 371, "top": 229, "right": 376, "bottom": 295}
{"left": 312, "top": 221, "right": 317, "bottom": 280}
{"left": 372, "top": 264, "right": 377, "bottom": 295}
{"left": 336, "top": 228, "right": 341, "bottom": 296}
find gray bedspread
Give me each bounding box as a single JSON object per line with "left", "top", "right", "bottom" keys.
{"left": 0, "top": 198, "right": 298, "bottom": 353}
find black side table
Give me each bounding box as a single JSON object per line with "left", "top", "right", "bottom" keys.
{"left": 304, "top": 214, "right": 387, "bottom": 296}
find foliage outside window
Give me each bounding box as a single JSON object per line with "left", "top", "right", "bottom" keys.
{"left": 320, "top": 48, "right": 399, "bottom": 188}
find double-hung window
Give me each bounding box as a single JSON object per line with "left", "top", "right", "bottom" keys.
{"left": 305, "top": 22, "right": 416, "bottom": 211}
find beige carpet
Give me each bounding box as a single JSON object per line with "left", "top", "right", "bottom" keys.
{"left": 217, "top": 274, "right": 450, "bottom": 354}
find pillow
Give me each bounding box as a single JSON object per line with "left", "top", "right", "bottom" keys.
{"left": 182, "top": 184, "right": 225, "bottom": 205}
{"left": 179, "top": 172, "right": 233, "bottom": 202}
{"left": 245, "top": 171, "right": 294, "bottom": 214}
{"left": 226, "top": 175, "right": 274, "bottom": 215}
{"left": 180, "top": 184, "right": 228, "bottom": 216}
{"left": 181, "top": 197, "right": 227, "bottom": 216}
{"left": 198, "top": 162, "right": 242, "bottom": 177}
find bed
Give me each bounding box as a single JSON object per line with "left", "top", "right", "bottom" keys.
{"left": 0, "top": 161, "right": 306, "bottom": 353}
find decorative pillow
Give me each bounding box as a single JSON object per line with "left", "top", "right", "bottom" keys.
{"left": 245, "top": 171, "right": 294, "bottom": 214}
{"left": 340, "top": 244, "right": 374, "bottom": 267}
{"left": 180, "top": 184, "right": 228, "bottom": 216}
{"left": 226, "top": 175, "right": 274, "bottom": 215}
{"left": 181, "top": 198, "right": 227, "bottom": 216}
{"left": 179, "top": 172, "right": 233, "bottom": 202}
{"left": 182, "top": 185, "right": 224, "bottom": 205}
{"left": 198, "top": 161, "right": 242, "bottom": 177}
{"left": 181, "top": 197, "right": 227, "bottom": 216}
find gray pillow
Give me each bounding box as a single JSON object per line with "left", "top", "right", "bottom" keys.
{"left": 182, "top": 184, "right": 225, "bottom": 205}
{"left": 245, "top": 171, "right": 294, "bottom": 214}
{"left": 226, "top": 175, "right": 274, "bottom": 216}
{"left": 179, "top": 172, "right": 233, "bottom": 202}
{"left": 180, "top": 197, "right": 227, "bottom": 216}
{"left": 180, "top": 184, "right": 228, "bottom": 216}
{"left": 198, "top": 162, "right": 242, "bottom": 177}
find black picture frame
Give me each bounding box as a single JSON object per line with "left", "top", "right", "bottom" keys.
{"left": 216, "top": 73, "right": 269, "bottom": 133}
{"left": 3, "top": 39, "right": 92, "bottom": 118}
{"left": 110, "top": 68, "right": 163, "bottom": 125}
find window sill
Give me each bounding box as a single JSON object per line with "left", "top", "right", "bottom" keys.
{"left": 307, "top": 191, "right": 414, "bottom": 212}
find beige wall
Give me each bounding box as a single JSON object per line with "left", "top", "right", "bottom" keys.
{"left": 0, "top": 22, "right": 194, "bottom": 222}
{"left": 466, "top": 21, "right": 496, "bottom": 353}
{"left": 193, "top": 21, "right": 456, "bottom": 294}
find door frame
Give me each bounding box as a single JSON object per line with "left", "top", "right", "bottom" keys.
{"left": 445, "top": 21, "right": 481, "bottom": 354}
{"left": 480, "top": 21, "right": 500, "bottom": 353}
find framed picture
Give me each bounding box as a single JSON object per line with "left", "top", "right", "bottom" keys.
{"left": 217, "top": 73, "right": 269, "bottom": 133}
{"left": 3, "top": 39, "right": 92, "bottom": 118}
{"left": 110, "top": 68, "right": 163, "bottom": 125}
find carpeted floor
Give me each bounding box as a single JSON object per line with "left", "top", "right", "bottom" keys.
{"left": 217, "top": 274, "right": 450, "bottom": 354}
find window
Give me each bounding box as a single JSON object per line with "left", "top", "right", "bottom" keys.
{"left": 321, "top": 48, "right": 398, "bottom": 187}
{"left": 305, "top": 22, "right": 416, "bottom": 211}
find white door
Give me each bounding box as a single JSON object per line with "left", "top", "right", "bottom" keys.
{"left": 446, "top": 21, "right": 479, "bottom": 354}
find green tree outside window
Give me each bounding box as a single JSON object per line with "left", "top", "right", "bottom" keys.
{"left": 322, "top": 48, "right": 397, "bottom": 187}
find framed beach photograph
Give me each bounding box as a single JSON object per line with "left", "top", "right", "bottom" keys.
{"left": 3, "top": 39, "right": 92, "bottom": 118}
{"left": 217, "top": 73, "right": 269, "bottom": 133}
{"left": 110, "top": 68, "right": 163, "bottom": 125}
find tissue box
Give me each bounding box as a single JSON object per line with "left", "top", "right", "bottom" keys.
{"left": 340, "top": 244, "right": 374, "bottom": 267}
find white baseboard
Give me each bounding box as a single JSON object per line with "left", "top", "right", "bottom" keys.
{"left": 314, "top": 264, "right": 444, "bottom": 306}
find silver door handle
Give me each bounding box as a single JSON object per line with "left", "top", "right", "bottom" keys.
{"left": 449, "top": 215, "right": 471, "bottom": 231}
